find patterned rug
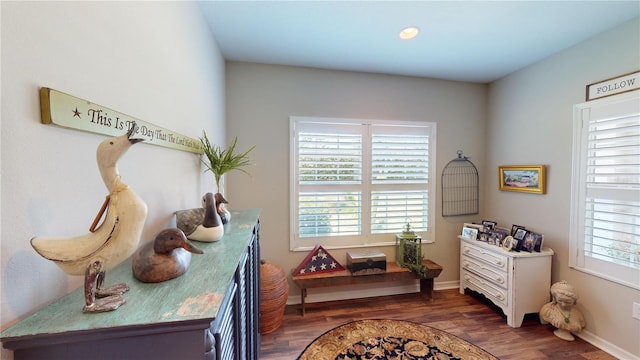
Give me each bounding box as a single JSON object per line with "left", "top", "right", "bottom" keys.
{"left": 298, "top": 319, "right": 498, "bottom": 360}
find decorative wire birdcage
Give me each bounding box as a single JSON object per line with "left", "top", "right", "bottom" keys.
{"left": 442, "top": 150, "right": 479, "bottom": 217}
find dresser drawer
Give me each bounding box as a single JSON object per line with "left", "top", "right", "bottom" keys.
{"left": 461, "top": 269, "right": 508, "bottom": 307}
{"left": 461, "top": 242, "right": 508, "bottom": 271}
{"left": 461, "top": 255, "right": 508, "bottom": 289}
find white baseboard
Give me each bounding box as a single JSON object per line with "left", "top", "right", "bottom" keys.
{"left": 434, "top": 280, "right": 459, "bottom": 291}
{"left": 576, "top": 329, "right": 639, "bottom": 360}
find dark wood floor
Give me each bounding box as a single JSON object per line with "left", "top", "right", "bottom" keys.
{"left": 259, "top": 289, "right": 616, "bottom": 360}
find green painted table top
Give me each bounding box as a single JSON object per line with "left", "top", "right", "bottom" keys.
{"left": 1, "top": 208, "right": 261, "bottom": 341}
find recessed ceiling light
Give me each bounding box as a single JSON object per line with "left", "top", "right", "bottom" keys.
{"left": 399, "top": 26, "right": 419, "bottom": 40}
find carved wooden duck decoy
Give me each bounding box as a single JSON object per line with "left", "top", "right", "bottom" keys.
{"left": 175, "top": 192, "right": 224, "bottom": 242}
{"left": 31, "top": 123, "right": 148, "bottom": 313}
{"left": 214, "top": 192, "right": 230, "bottom": 224}
{"left": 132, "top": 228, "right": 203, "bottom": 283}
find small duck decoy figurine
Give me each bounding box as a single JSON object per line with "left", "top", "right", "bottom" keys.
{"left": 214, "top": 192, "right": 231, "bottom": 224}
{"left": 31, "top": 123, "right": 148, "bottom": 313}
{"left": 175, "top": 192, "right": 224, "bottom": 242}
{"left": 132, "top": 228, "right": 203, "bottom": 283}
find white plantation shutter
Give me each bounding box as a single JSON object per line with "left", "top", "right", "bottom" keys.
{"left": 371, "top": 132, "right": 429, "bottom": 184}
{"left": 298, "top": 131, "right": 362, "bottom": 185}
{"left": 291, "top": 117, "right": 436, "bottom": 250}
{"left": 371, "top": 190, "right": 428, "bottom": 234}
{"left": 570, "top": 91, "right": 640, "bottom": 289}
{"left": 370, "top": 128, "right": 430, "bottom": 234}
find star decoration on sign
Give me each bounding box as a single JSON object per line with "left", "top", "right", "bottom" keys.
{"left": 72, "top": 107, "right": 81, "bottom": 118}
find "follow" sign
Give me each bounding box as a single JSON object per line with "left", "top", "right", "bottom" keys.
{"left": 587, "top": 71, "right": 639, "bottom": 101}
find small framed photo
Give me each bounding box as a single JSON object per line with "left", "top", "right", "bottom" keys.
{"left": 482, "top": 220, "right": 497, "bottom": 231}
{"left": 524, "top": 231, "right": 544, "bottom": 252}
{"left": 511, "top": 237, "right": 522, "bottom": 252}
{"left": 464, "top": 223, "right": 484, "bottom": 232}
{"left": 462, "top": 226, "right": 479, "bottom": 241}
{"left": 513, "top": 228, "right": 528, "bottom": 241}
{"left": 491, "top": 227, "right": 510, "bottom": 246}
{"left": 501, "top": 236, "right": 516, "bottom": 251}
{"left": 498, "top": 165, "right": 546, "bottom": 194}
{"left": 479, "top": 232, "right": 490, "bottom": 242}
{"left": 511, "top": 224, "right": 525, "bottom": 236}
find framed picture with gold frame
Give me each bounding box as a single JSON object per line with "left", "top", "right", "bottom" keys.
{"left": 498, "top": 165, "right": 546, "bottom": 194}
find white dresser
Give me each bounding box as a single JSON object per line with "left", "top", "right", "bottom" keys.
{"left": 459, "top": 236, "right": 554, "bottom": 327}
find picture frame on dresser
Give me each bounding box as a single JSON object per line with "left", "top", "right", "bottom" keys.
{"left": 521, "top": 231, "right": 535, "bottom": 252}
{"left": 513, "top": 227, "right": 527, "bottom": 240}
{"left": 524, "top": 231, "right": 544, "bottom": 252}
{"left": 513, "top": 227, "right": 528, "bottom": 251}
{"left": 462, "top": 226, "right": 479, "bottom": 241}
{"left": 502, "top": 236, "right": 516, "bottom": 251}
{"left": 490, "top": 227, "right": 510, "bottom": 247}
{"left": 482, "top": 220, "right": 497, "bottom": 231}
{"left": 464, "top": 222, "right": 484, "bottom": 231}
{"left": 511, "top": 224, "right": 525, "bottom": 236}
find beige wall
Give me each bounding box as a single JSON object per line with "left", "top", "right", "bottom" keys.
{"left": 0, "top": 2, "right": 225, "bottom": 359}
{"left": 224, "top": 62, "right": 487, "bottom": 295}
{"left": 486, "top": 18, "right": 640, "bottom": 358}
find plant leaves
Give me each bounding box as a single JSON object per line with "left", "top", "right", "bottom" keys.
{"left": 200, "top": 131, "right": 255, "bottom": 191}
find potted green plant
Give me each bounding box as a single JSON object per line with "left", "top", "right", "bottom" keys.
{"left": 200, "top": 131, "right": 255, "bottom": 193}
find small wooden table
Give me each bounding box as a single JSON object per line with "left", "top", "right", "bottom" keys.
{"left": 292, "top": 259, "right": 443, "bottom": 315}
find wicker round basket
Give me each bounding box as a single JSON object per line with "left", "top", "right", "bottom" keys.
{"left": 260, "top": 260, "right": 289, "bottom": 334}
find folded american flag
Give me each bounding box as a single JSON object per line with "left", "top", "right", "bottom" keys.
{"left": 293, "top": 245, "right": 345, "bottom": 276}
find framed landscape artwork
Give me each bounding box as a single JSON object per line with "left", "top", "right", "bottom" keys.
{"left": 498, "top": 165, "right": 547, "bottom": 194}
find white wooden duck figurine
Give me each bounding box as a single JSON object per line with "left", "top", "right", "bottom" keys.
{"left": 175, "top": 192, "right": 224, "bottom": 242}
{"left": 132, "top": 228, "right": 203, "bottom": 283}
{"left": 31, "top": 123, "right": 148, "bottom": 313}
{"left": 214, "top": 192, "right": 231, "bottom": 224}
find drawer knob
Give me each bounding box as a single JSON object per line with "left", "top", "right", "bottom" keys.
{"left": 496, "top": 276, "right": 504, "bottom": 283}
{"left": 463, "top": 261, "right": 469, "bottom": 268}
{"left": 496, "top": 293, "right": 505, "bottom": 301}
{"left": 495, "top": 260, "right": 504, "bottom": 266}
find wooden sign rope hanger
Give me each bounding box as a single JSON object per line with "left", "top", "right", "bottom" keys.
{"left": 40, "top": 87, "right": 203, "bottom": 154}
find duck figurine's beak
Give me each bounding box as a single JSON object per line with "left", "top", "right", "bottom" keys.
{"left": 183, "top": 239, "right": 203, "bottom": 255}
{"left": 214, "top": 192, "right": 231, "bottom": 224}
{"left": 214, "top": 192, "right": 228, "bottom": 204}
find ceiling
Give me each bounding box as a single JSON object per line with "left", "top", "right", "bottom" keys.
{"left": 199, "top": 1, "right": 640, "bottom": 84}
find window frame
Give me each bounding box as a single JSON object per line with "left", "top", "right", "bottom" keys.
{"left": 290, "top": 116, "right": 436, "bottom": 251}
{"left": 569, "top": 90, "right": 640, "bottom": 290}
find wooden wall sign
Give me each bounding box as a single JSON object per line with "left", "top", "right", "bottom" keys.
{"left": 586, "top": 71, "right": 639, "bottom": 101}
{"left": 40, "top": 87, "right": 203, "bottom": 154}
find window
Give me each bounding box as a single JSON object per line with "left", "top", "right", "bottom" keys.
{"left": 570, "top": 91, "right": 640, "bottom": 290}
{"left": 290, "top": 117, "right": 436, "bottom": 251}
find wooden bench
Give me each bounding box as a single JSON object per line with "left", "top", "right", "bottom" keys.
{"left": 291, "top": 259, "right": 443, "bottom": 316}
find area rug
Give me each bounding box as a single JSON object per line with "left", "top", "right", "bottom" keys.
{"left": 298, "top": 319, "right": 498, "bottom": 360}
